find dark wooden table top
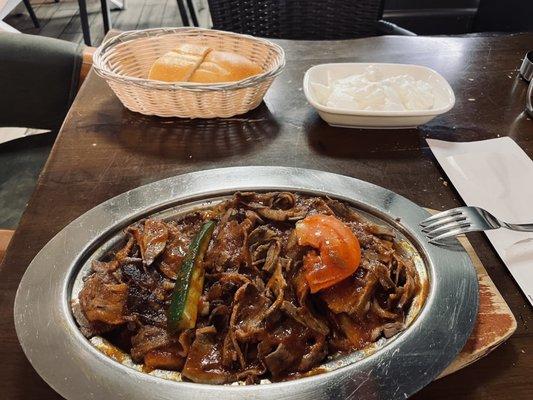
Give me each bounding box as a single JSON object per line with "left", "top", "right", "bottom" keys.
{"left": 1, "top": 32, "right": 532, "bottom": 399}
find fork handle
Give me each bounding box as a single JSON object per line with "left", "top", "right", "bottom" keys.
{"left": 503, "top": 222, "right": 533, "bottom": 232}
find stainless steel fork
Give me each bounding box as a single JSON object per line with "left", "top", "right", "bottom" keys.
{"left": 420, "top": 206, "right": 533, "bottom": 244}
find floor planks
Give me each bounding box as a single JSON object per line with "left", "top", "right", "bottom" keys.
{"left": 4, "top": 0, "right": 208, "bottom": 46}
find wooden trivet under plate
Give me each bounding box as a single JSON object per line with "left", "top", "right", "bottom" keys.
{"left": 424, "top": 210, "right": 517, "bottom": 378}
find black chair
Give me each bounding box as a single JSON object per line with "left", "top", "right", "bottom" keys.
{"left": 206, "top": 0, "right": 414, "bottom": 39}
{"left": 473, "top": 0, "right": 533, "bottom": 33}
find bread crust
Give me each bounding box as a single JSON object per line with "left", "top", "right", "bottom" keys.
{"left": 148, "top": 44, "right": 262, "bottom": 83}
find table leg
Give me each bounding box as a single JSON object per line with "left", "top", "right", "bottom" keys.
{"left": 186, "top": 0, "right": 198, "bottom": 27}
{"left": 22, "top": 0, "right": 40, "bottom": 28}
{"left": 176, "top": 0, "right": 189, "bottom": 26}
{"left": 78, "top": 0, "right": 91, "bottom": 46}
{"left": 100, "top": 0, "right": 112, "bottom": 33}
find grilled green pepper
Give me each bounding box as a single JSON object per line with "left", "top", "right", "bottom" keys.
{"left": 168, "top": 220, "right": 216, "bottom": 333}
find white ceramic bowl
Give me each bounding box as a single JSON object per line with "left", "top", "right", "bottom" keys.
{"left": 303, "top": 63, "right": 455, "bottom": 129}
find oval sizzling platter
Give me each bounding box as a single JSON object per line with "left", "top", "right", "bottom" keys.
{"left": 14, "top": 167, "right": 478, "bottom": 400}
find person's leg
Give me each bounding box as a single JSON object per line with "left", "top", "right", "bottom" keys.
{"left": 0, "top": 33, "right": 83, "bottom": 131}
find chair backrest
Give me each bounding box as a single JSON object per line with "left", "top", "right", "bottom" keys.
{"left": 207, "top": 0, "right": 385, "bottom": 40}
{"left": 473, "top": 0, "right": 533, "bottom": 32}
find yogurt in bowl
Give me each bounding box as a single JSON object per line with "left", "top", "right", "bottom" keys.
{"left": 303, "top": 63, "right": 455, "bottom": 129}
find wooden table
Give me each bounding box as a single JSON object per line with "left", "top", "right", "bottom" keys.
{"left": 1, "top": 33, "right": 532, "bottom": 399}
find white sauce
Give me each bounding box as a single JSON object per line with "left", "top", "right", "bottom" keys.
{"left": 312, "top": 66, "right": 435, "bottom": 111}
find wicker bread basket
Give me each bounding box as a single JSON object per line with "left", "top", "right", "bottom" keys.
{"left": 92, "top": 28, "right": 286, "bottom": 118}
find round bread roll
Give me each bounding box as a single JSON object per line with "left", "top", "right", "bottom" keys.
{"left": 148, "top": 43, "right": 262, "bottom": 84}
{"left": 147, "top": 43, "right": 210, "bottom": 82}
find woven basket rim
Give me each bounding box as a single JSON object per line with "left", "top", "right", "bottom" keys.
{"left": 93, "top": 27, "right": 286, "bottom": 92}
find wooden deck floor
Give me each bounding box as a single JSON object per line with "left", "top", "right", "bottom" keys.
{"left": 5, "top": 0, "right": 208, "bottom": 45}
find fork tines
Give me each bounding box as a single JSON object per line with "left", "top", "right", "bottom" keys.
{"left": 420, "top": 207, "right": 472, "bottom": 244}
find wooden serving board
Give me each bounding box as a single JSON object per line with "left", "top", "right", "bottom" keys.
{"left": 422, "top": 212, "right": 518, "bottom": 378}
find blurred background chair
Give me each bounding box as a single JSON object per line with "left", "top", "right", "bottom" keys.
{"left": 206, "top": 0, "right": 415, "bottom": 39}
{"left": 3, "top": 1, "right": 533, "bottom": 46}
{"left": 473, "top": 0, "right": 533, "bottom": 33}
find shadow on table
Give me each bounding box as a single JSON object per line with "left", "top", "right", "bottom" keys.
{"left": 9, "top": 345, "right": 64, "bottom": 400}
{"left": 115, "top": 103, "right": 280, "bottom": 161}
{"left": 304, "top": 112, "right": 425, "bottom": 159}
{"left": 412, "top": 339, "right": 521, "bottom": 399}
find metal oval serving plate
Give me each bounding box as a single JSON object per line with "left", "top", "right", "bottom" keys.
{"left": 14, "top": 167, "right": 478, "bottom": 400}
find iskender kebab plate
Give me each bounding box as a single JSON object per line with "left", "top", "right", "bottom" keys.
{"left": 14, "top": 167, "right": 478, "bottom": 400}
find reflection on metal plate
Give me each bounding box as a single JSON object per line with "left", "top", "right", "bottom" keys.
{"left": 14, "top": 167, "right": 478, "bottom": 400}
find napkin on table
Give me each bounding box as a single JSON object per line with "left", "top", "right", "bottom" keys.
{"left": 427, "top": 137, "right": 533, "bottom": 307}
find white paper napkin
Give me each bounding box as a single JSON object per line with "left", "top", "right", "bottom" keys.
{"left": 0, "top": 127, "right": 48, "bottom": 144}
{"left": 427, "top": 137, "right": 533, "bottom": 307}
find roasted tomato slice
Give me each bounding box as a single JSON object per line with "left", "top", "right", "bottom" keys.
{"left": 295, "top": 214, "right": 361, "bottom": 293}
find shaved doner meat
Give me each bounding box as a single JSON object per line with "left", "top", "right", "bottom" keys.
{"left": 73, "top": 192, "right": 422, "bottom": 384}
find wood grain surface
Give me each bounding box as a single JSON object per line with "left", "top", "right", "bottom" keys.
{"left": 436, "top": 225, "right": 517, "bottom": 378}
{"left": 1, "top": 33, "right": 532, "bottom": 399}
